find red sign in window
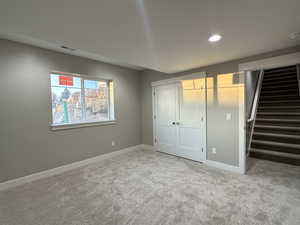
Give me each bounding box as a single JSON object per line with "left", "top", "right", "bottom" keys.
{"left": 59, "top": 76, "right": 73, "bottom": 86}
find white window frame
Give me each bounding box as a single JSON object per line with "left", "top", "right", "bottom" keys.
{"left": 49, "top": 71, "right": 116, "bottom": 131}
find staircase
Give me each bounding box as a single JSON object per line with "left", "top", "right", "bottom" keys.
{"left": 250, "top": 65, "right": 300, "bottom": 166}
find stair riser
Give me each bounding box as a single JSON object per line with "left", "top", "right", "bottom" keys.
{"left": 250, "top": 152, "right": 300, "bottom": 166}
{"left": 264, "top": 73, "right": 297, "bottom": 81}
{"left": 264, "top": 68, "right": 297, "bottom": 75}
{"left": 255, "top": 120, "right": 300, "bottom": 127}
{"left": 265, "top": 65, "right": 296, "bottom": 71}
{"left": 254, "top": 127, "right": 300, "bottom": 135}
{"left": 261, "top": 84, "right": 298, "bottom": 90}
{"left": 264, "top": 67, "right": 296, "bottom": 72}
{"left": 252, "top": 134, "right": 300, "bottom": 145}
{"left": 260, "top": 90, "right": 299, "bottom": 96}
{"left": 261, "top": 83, "right": 298, "bottom": 87}
{"left": 251, "top": 143, "right": 300, "bottom": 154}
{"left": 259, "top": 102, "right": 300, "bottom": 107}
{"left": 256, "top": 115, "right": 300, "bottom": 120}
{"left": 262, "top": 79, "right": 298, "bottom": 86}
{"left": 260, "top": 96, "right": 300, "bottom": 101}
{"left": 264, "top": 74, "right": 297, "bottom": 80}
{"left": 265, "top": 65, "right": 296, "bottom": 69}
{"left": 258, "top": 108, "right": 300, "bottom": 112}
{"left": 263, "top": 75, "right": 296, "bottom": 82}
{"left": 265, "top": 65, "right": 296, "bottom": 70}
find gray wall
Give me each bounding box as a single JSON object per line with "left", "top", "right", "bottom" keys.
{"left": 140, "top": 70, "right": 173, "bottom": 145}
{"left": 0, "top": 39, "right": 141, "bottom": 183}
{"left": 1, "top": 38, "right": 300, "bottom": 182}
{"left": 141, "top": 45, "right": 300, "bottom": 166}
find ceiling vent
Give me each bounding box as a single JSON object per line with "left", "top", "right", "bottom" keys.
{"left": 61, "top": 45, "right": 76, "bottom": 51}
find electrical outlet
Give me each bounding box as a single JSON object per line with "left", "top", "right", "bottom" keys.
{"left": 212, "top": 147, "right": 217, "bottom": 154}
{"left": 226, "top": 113, "right": 231, "bottom": 120}
{"left": 111, "top": 141, "right": 115, "bottom": 146}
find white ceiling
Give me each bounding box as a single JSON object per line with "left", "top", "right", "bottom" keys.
{"left": 0, "top": 0, "right": 300, "bottom": 73}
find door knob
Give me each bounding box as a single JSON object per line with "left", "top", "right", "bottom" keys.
{"left": 172, "top": 122, "right": 176, "bottom": 125}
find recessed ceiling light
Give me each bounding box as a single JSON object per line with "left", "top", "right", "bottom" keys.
{"left": 208, "top": 34, "right": 222, "bottom": 42}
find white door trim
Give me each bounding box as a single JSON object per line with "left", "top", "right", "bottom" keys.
{"left": 238, "top": 52, "right": 300, "bottom": 71}
{"left": 238, "top": 72, "right": 246, "bottom": 174}
{"left": 140, "top": 144, "right": 156, "bottom": 151}
{"left": 205, "top": 160, "right": 244, "bottom": 174}
{"left": 151, "top": 72, "right": 206, "bottom": 87}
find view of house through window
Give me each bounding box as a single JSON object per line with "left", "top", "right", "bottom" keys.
{"left": 50, "top": 73, "right": 114, "bottom": 126}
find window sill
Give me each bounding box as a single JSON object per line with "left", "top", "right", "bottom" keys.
{"left": 50, "top": 120, "right": 116, "bottom": 131}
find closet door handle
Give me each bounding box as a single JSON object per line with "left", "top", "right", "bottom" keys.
{"left": 172, "top": 122, "right": 176, "bottom": 125}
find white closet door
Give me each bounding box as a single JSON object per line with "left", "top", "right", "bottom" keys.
{"left": 176, "top": 78, "right": 206, "bottom": 162}
{"left": 153, "top": 75, "right": 206, "bottom": 162}
{"left": 154, "top": 84, "right": 178, "bottom": 154}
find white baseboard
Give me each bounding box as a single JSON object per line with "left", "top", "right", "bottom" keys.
{"left": 205, "top": 160, "right": 244, "bottom": 174}
{"left": 139, "top": 144, "right": 156, "bottom": 151}
{"left": 0, "top": 145, "right": 141, "bottom": 191}
{"left": 0, "top": 145, "right": 244, "bottom": 191}
{"left": 140, "top": 145, "right": 244, "bottom": 174}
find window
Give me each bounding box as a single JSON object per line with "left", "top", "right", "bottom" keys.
{"left": 50, "top": 72, "right": 114, "bottom": 128}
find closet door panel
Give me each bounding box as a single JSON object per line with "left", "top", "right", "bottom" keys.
{"left": 177, "top": 78, "right": 206, "bottom": 162}
{"left": 154, "top": 84, "right": 178, "bottom": 154}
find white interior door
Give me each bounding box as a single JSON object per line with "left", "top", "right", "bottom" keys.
{"left": 176, "top": 78, "right": 206, "bottom": 162}
{"left": 153, "top": 75, "right": 206, "bottom": 162}
{"left": 154, "top": 84, "right": 178, "bottom": 154}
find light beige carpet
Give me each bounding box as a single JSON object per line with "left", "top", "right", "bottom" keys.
{"left": 0, "top": 149, "right": 300, "bottom": 225}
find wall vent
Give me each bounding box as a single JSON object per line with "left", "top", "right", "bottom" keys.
{"left": 61, "top": 45, "right": 76, "bottom": 51}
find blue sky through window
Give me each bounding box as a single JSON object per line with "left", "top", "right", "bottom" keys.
{"left": 51, "top": 74, "right": 81, "bottom": 97}
{"left": 84, "top": 80, "right": 98, "bottom": 89}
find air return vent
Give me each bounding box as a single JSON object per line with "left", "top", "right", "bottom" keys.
{"left": 61, "top": 45, "right": 76, "bottom": 51}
